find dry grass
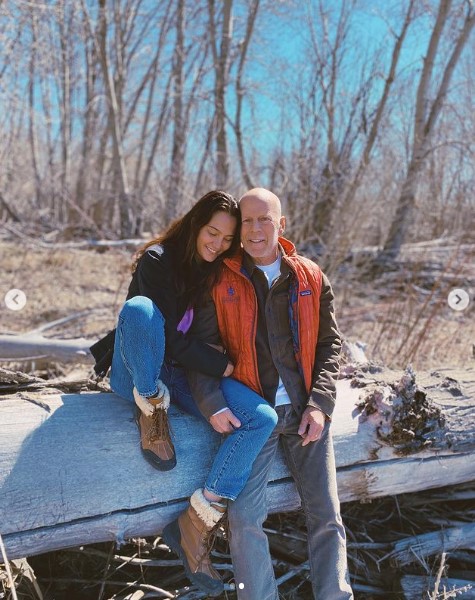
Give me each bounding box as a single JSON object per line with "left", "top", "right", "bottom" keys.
{"left": 1, "top": 238, "right": 474, "bottom": 599}
{"left": 1, "top": 239, "right": 473, "bottom": 374}
{"left": 334, "top": 251, "right": 474, "bottom": 372}
{"left": 0, "top": 241, "right": 130, "bottom": 340}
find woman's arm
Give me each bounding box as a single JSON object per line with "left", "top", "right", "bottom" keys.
{"left": 129, "top": 248, "right": 230, "bottom": 377}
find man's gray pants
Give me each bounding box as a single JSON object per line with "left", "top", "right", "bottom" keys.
{"left": 228, "top": 404, "right": 354, "bottom": 600}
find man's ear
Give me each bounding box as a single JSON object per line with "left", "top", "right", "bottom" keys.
{"left": 278, "top": 216, "right": 286, "bottom": 234}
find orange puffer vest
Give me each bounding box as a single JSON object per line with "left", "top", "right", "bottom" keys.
{"left": 212, "top": 237, "right": 322, "bottom": 396}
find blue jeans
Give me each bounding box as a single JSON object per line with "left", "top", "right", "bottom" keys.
{"left": 228, "top": 404, "right": 353, "bottom": 600}
{"left": 109, "top": 296, "right": 278, "bottom": 500}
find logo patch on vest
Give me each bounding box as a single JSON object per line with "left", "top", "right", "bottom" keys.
{"left": 223, "top": 286, "right": 239, "bottom": 303}
{"left": 300, "top": 290, "right": 312, "bottom": 296}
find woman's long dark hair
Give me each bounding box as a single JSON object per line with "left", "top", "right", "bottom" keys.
{"left": 134, "top": 190, "right": 240, "bottom": 307}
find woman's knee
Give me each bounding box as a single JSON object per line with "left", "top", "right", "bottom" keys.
{"left": 238, "top": 402, "right": 277, "bottom": 435}
{"left": 255, "top": 403, "right": 278, "bottom": 433}
{"left": 119, "top": 296, "right": 164, "bottom": 325}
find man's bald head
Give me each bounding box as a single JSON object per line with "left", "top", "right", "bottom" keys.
{"left": 239, "top": 188, "right": 282, "bottom": 218}
{"left": 239, "top": 187, "right": 285, "bottom": 265}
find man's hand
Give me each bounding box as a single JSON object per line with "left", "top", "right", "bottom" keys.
{"left": 209, "top": 408, "right": 241, "bottom": 434}
{"left": 298, "top": 407, "right": 326, "bottom": 446}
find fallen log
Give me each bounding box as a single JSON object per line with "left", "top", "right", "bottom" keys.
{"left": 0, "top": 333, "right": 94, "bottom": 365}
{"left": 0, "top": 367, "right": 474, "bottom": 560}
{"left": 388, "top": 523, "right": 475, "bottom": 567}
{"left": 400, "top": 575, "right": 475, "bottom": 599}
{"left": 0, "top": 311, "right": 105, "bottom": 366}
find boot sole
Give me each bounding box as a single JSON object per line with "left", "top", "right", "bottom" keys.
{"left": 135, "top": 410, "right": 177, "bottom": 471}
{"left": 162, "top": 519, "right": 224, "bottom": 597}
{"left": 142, "top": 448, "right": 177, "bottom": 471}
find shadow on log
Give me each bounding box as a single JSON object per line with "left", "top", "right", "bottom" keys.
{"left": 1, "top": 366, "right": 474, "bottom": 560}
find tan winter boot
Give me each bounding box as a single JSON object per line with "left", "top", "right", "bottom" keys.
{"left": 162, "top": 489, "right": 226, "bottom": 597}
{"left": 133, "top": 387, "right": 176, "bottom": 471}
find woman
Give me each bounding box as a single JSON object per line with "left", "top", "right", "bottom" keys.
{"left": 91, "top": 191, "right": 277, "bottom": 596}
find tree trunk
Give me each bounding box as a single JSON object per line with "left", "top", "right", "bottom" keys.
{"left": 208, "top": 0, "right": 232, "bottom": 188}
{"left": 232, "top": 0, "right": 260, "bottom": 190}
{"left": 81, "top": 0, "right": 133, "bottom": 238}
{"left": 167, "top": 0, "right": 186, "bottom": 222}
{"left": 382, "top": 0, "right": 475, "bottom": 260}
{"left": 58, "top": 0, "right": 72, "bottom": 218}
{"left": 27, "top": 11, "right": 42, "bottom": 209}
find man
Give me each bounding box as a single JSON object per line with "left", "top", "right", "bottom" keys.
{"left": 187, "top": 187, "right": 353, "bottom": 599}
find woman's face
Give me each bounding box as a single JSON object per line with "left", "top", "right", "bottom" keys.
{"left": 196, "top": 211, "right": 237, "bottom": 262}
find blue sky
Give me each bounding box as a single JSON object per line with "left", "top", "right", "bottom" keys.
{"left": 230, "top": 1, "right": 434, "bottom": 161}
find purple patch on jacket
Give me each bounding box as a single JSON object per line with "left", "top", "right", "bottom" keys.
{"left": 177, "top": 307, "right": 194, "bottom": 334}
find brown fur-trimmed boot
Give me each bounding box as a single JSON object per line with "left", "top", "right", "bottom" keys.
{"left": 162, "top": 489, "right": 226, "bottom": 597}
{"left": 133, "top": 387, "right": 176, "bottom": 471}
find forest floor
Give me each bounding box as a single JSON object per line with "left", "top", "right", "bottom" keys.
{"left": 1, "top": 238, "right": 473, "bottom": 373}
{"left": 1, "top": 237, "right": 474, "bottom": 600}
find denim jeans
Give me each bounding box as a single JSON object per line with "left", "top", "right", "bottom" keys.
{"left": 109, "top": 296, "right": 278, "bottom": 500}
{"left": 228, "top": 404, "right": 353, "bottom": 600}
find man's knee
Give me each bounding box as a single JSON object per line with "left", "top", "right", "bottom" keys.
{"left": 306, "top": 502, "right": 344, "bottom": 530}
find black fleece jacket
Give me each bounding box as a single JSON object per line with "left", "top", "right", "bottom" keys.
{"left": 92, "top": 244, "right": 228, "bottom": 378}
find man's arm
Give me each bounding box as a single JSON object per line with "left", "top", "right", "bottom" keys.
{"left": 297, "top": 273, "right": 341, "bottom": 445}
{"left": 307, "top": 272, "right": 342, "bottom": 419}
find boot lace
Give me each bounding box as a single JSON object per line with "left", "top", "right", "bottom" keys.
{"left": 201, "top": 513, "right": 230, "bottom": 563}
{"left": 148, "top": 407, "right": 171, "bottom": 442}
{"left": 194, "top": 520, "right": 222, "bottom": 567}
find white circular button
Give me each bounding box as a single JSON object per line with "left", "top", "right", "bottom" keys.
{"left": 447, "top": 288, "right": 470, "bottom": 311}
{"left": 4, "top": 288, "right": 27, "bottom": 311}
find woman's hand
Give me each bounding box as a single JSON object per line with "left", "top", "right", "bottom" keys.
{"left": 223, "top": 361, "right": 234, "bottom": 377}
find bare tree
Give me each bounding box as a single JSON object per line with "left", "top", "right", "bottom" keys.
{"left": 208, "top": 0, "right": 233, "bottom": 188}
{"left": 231, "top": 0, "right": 260, "bottom": 189}
{"left": 81, "top": 0, "right": 133, "bottom": 238}
{"left": 57, "top": 0, "right": 73, "bottom": 210}
{"left": 382, "top": 0, "right": 475, "bottom": 261}
{"left": 27, "top": 9, "right": 42, "bottom": 209}
{"left": 75, "top": 12, "right": 100, "bottom": 213}
{"left": 0, "top": 0, "right": 473, "bottom": 250}
{"left": 167, "top": 0, "right": 187, "bottom": 221}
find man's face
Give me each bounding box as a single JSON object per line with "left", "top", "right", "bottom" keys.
{"left": 240, "top": 194, "right": 285, "bottom": 265}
